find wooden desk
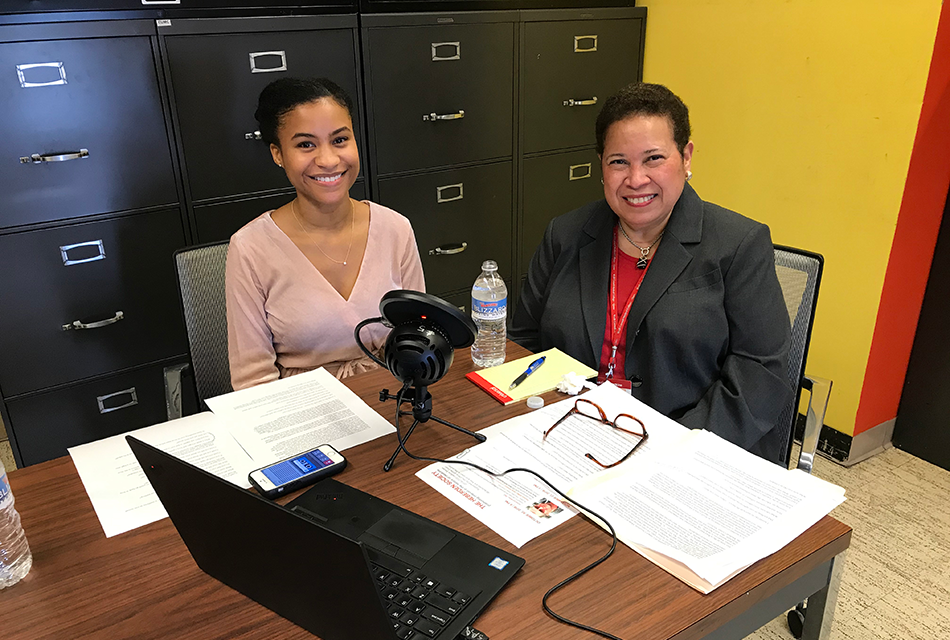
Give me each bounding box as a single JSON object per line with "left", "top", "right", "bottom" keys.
{"left": 0, "top": 344, "right": 850, "bottom": 640}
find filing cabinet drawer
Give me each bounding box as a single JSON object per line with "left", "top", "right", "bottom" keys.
{"left": 193, "top": 180, "right": 366, "bottom": 243}
{"left": 437, "top": 289, "right": 471, "bottom": 315}
{"left": 376, "top": 162, "right": 513, "bottom": 295}
{"left": 6, "top": 359, "right": 194, "bottom": 467}
{"left": 0, "top": 208, "right": 188, "bottom": 396}
{"left": 365, "top": 22, "right": 514, "bottom": 174}
{"left": 165, "top": 26, "right": 361, "bottom": 203}
{"left": 522, "top": 18, "right": 643, "bottom": 153}
{"left": 521, "top": 148, "right": 603, "bottom": 275}
{"left": 0, "top": 33, "right": 178, "bottom": 229}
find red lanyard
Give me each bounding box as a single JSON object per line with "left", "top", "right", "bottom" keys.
{"left": 606, "top": 227, "right": 652, "bottom": 379}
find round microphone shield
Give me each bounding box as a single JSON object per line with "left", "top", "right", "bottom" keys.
{"left": 379, "top": 290, "right": 476, "bottom": 349}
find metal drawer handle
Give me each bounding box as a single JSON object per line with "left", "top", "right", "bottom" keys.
{"left": 574, "top": 35, "right": 598, "bottom": 53}
{"left": 62, "top": 311, "right": 124, "bottom": 331}
{"left": 436, "top": 183, "right": 464, "bottom": 203}
{"left": 563, "top": 97, "right": 598, "bottom": 107}
{"left": 97, "top": 387, "right": 138, "bottom": 414}
{"left": 60, "top": 240, "right": 106, "bottom": 266}
{"left": 245, "top": 130, "right": 262, "bottom": 140}
{"left": 249, "top": 51, "right": 287, "bottom": 74}
{"left": 569, "top": 163, "right": 592, "bottom": 181}
{"left": 16, "top": 62, "right": 67, "bottom": 88}
{"left": 431, "top": 42, "right": 461, "bottom": 61}
{"left": 20, "top": 149, "right": 89, "bottom": 164}
{"left": 141, "top": 0, "right": 180, "bottom": 5}
{"left": 423, "top": 110, "right": 465, "bottom": 122}
{"left": 429, "top": 242, "right": 468, "bottom": 256}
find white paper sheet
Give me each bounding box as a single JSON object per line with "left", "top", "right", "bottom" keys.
{"left": 417, "top": 382, "right": 845, "bottom": 592}
{"left": 68, "top": 412, "right": 255, "bottom": 538}
{"left": 579, "top": 429, "right": 846, "bottom": 587}
{"left": 205, "top": 368, "right": 396, "bottom": 466}
{"left": 416, "top": 383, "right": 681, "bottom": 547}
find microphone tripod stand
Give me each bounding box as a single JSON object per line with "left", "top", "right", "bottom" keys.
{"left": 378, "top": 385, "right": 486, "bottom": 472}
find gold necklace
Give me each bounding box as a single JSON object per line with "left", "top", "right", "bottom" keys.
{"left": 291, "top": 199, "right": 355, "bottom": 266}
{"left": 618, "top": 222, "right": 664, "bottom": 269}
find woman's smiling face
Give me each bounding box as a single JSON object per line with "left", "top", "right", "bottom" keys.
{"left": 270, "top": 98, "right": 359, "bottom": 209}
{"left": 600, "top": 114, "right": 693, "bottom": 239}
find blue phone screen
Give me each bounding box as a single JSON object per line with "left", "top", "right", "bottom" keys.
{"left": 262, "top": 449, "right": 334, "bottom": 487}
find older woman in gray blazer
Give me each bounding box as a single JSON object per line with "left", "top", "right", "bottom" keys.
{"left": 510, "top": 83, "right": 792, "bottom": 464}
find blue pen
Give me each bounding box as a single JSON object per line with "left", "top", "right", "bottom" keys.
{"left": 509, "top": 356, "right": 546, "bottom": 390}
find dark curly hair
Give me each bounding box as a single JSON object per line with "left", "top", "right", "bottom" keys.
{"left": 595, "top": 83, "right": 691, "bottom": 156}
{"left": 254, "top": 77, "right": 354, "bottom": 147}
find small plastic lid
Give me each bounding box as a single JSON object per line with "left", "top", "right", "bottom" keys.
{"left": 526, "top": 396, "right": 545, "bottom": 409}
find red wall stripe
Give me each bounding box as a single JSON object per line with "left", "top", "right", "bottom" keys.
{"left": 855, "top": 2, "right": 950, "bottom": 435}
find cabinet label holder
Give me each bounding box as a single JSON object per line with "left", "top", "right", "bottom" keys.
{"left": 569, "top": 163, "right": 592, "bottom": 181}
{"left": 97, "top": 387, "right": 139, "bottom": 414}
{"left": 436, "top": 183, "right": 464, "bottom": 203}
{"left": 249, "top": 51, "right": 287, "bottom": 74}
{"left": 574, "top": 35, "right": 598, "bottom": 53}
{"left": 16, "top": 62, "right": 67, "bottom": 88}
{"left": 431, "top": 42, "right": 461, "bottom": 61}
{"left": 60, "top": 240, "right": 106, "bottom": 266}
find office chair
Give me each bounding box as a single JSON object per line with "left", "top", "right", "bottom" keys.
{"left": 173, "top": 241, "right": 233, "bottom": 410}
{"left": 773, "top": 245, "right": 833, "bottom": 639}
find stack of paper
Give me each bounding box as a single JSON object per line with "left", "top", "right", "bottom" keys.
{"left": 69, "top": 368, "right": 396, "bottom": 538}
{"left": 417, "top": 383, "right": 845, "bottom": 592}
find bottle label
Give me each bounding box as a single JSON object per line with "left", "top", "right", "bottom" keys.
{"left": 0, "top": 471, "right": 10, "bottom": 509}
{"left": 472, "top": 297, "right": 507, "bottom": 319}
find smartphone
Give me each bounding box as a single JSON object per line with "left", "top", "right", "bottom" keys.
{"left": 248, "top": 444, "right": 347, "bottom": 499}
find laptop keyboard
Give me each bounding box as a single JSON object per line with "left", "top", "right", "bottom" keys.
{"left": 371, "top": 558, "right": 477, "bottom": 639}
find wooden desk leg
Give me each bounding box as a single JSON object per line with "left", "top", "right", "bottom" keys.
{"left": 802, "top": 549, "right": 848, "bottom": 640}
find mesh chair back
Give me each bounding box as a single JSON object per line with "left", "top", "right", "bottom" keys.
{"left": 772, "top": 245, "right": 823, "bottom": 466}
{"left": 174, "top": 242, "right": 232, "bottom": 405}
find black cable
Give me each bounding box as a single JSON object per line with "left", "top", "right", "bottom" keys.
{"left": 354, "top": 317, "right": 388, "bottom": 368}
{"left": 391, "top": 384, "right": 625, "bottom": 640}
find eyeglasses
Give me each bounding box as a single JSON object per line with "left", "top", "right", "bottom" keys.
{"left": 543, "top": 398, "right": 649, "bottom": 469}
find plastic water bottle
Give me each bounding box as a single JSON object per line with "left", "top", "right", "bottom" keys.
{"left": 0, "top": 458, "right": 32, "bottom": 589}
{"left": 471, "top": 260, "right": 508, "bottom": 368}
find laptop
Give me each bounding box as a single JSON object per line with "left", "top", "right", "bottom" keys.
{"left": 127, "top": 436, "right": 524, "bottom": 640}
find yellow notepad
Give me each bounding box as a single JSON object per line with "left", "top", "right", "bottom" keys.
{"left": 466, "top": 348, "right": 597, "bottom": 405}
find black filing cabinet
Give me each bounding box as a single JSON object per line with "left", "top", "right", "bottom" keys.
{"left": 362, "top": 12, "right": 517, "bottom": 300}
{"left": 518, "top": 8, "right": 645, "bottom": 282}
{"left": 0, "top": 3, "right": 645, "bottom": 466}
{"left": 0, "top": 19, "right": 192, "bottom": 466}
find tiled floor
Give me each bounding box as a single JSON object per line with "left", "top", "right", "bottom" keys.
{"left": 0, "top": 417, "right": 14, "bottom": 472}
{"left": 744, "top": 446, "right": 950, "bottom": 640}
{"left": 2, "top": 422, "right": 948, "bottom": 639}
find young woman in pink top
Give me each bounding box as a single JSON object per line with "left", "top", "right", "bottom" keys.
{"left": 226, "top": 78, "right": 425, "bottom": 389}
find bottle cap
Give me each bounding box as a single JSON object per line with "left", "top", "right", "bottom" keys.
{"left": 526, "top": 396, "right": 544, "bottom": 409}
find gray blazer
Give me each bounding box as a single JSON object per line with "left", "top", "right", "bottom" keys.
{"left": 510, "top": 184, "right": 793, "bottom": 464}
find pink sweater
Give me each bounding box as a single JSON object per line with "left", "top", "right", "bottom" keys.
{"left": 226, "top": 202, "right": 425, "bottom": 389}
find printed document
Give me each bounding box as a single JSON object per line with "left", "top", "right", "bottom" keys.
{"left": 206, "top": 367, "right": 395, "bottom": 462}
{"left": 417, "top": 382, "right": 846, "bottom": 592}
{"left": 416, "top": 382, "right": 682, "bottom": 547}
{"left": 70, "top": 368, "right": 396, "bottom": 538}
{"left": 69, "top": 412, "right": 254, "bottom": 538}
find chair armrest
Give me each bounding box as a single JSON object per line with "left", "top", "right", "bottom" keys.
{"left": 797, "top": 374, "right": 832, "bottom": 474}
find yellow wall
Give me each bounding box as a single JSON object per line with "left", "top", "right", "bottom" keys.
{"left": 636, "top": 0, "right": 942, "bottom": 435}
